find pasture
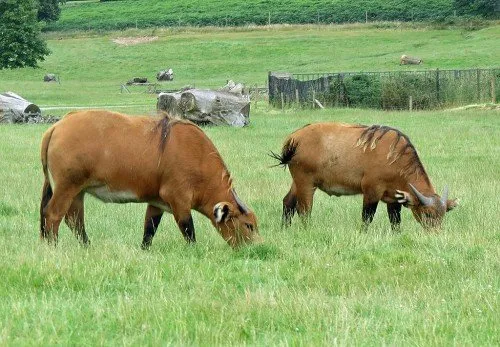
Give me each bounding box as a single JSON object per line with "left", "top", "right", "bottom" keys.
{"left": 1, "top": 24, "right": 499, "bottom": 345}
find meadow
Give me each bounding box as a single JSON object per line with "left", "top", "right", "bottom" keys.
{"left": 0, "top": 24, "right": 499, "bottom": 345}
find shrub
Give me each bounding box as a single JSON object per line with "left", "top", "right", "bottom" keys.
{"left": 381, "top": 74, "right": 437, "bottom": 110}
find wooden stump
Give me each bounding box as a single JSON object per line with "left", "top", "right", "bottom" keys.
{"left": 157, "top": 88, "right": 250, "bottom": 127}
{"left": 157, "top": 68, "right": 174, "bottom": 81}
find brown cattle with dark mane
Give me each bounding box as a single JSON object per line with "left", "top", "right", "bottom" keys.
{"left": 40, "top": 110, "right": 260, "bottom": 248}
{"left": 271, "top": 122, "right": 457, "bottom": 230}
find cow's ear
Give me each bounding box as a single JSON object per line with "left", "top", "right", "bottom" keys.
{"left": 395, "top": 190, "right": 415, "bottom": 206}
{"left": 213, "top": 202, "right": 235, "bottom": 223}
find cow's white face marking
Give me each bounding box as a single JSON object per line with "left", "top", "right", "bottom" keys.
{"left": 214, "top": 202, "right": 229, "bottom": 223}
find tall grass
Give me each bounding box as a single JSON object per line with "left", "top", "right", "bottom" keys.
{"left": 0, "top": 108, "right": 499, "bottom": 345}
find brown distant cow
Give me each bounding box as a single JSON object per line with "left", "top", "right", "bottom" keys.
{"left": 40, "top": 110, "right": 260, "bottom": 248}
{"left": 271, "top": 122, "right": 458, "bottom": 230}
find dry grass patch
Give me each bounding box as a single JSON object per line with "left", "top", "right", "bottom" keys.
{"left": 112, "top": 36, "right": 158, "bottom": 46}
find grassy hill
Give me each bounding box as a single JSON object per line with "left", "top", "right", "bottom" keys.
{"left": 2, "top": 24, "right": 499, "bottom": 110}
{"left": 47, "top": 0, "right": 457, "bottom": 31}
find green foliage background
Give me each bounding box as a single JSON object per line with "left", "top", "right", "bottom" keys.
{"left": 48, "top": 0, "right": 465, "bottom": 31}
{"left": 0, "top": 0, "right": 50, "bottom": 69}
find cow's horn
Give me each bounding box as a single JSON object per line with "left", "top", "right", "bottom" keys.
{"left": 440, "top": 185, "right": 449, "bottom": 206}
{"left": 409, "top": 184, "right": 434, "bottom": 206}
{"left": 231, "top": 189, "right": 249, "bottom": 215}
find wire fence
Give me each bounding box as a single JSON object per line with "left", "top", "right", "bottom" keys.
{"left": 268, "top": 68, "right": 500, "bottom": 110}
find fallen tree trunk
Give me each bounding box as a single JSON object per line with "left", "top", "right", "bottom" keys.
{"left": 157, "top": 88, "right": 250, "bottom": 127}
{"left": 0, "top": 92, "right": 42, "bottom": 123}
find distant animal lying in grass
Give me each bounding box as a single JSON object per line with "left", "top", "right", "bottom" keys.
{"left": 271, "top": 122, "right": 458, "bottom": 230}
{"left": 400, "top": 54, "right": 422, "bottom": 65}
{"left": 40, "top": 110, "right": 260, "bottom": 248}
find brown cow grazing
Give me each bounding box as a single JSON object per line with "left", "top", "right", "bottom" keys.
{"left": 271, "top": 122, "right": 458, "bottom": 230}
{"left": 40, "top": 110, "right": 260, "bottom": 248}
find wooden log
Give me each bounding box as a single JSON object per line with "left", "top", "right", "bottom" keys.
{"left": 43, "top": 74, "right": 58, "bottom": 82}
{"left": 219, "top": 80, "right": 244, "bottom": 95}
{"left": 157, "top": 88, "right": 251, "bottom": 127}
{"left": 0, "top": 92, "right": 41, "bottom": 123}
{"left": 314, "top": 99, "right": 325, "bottom": 109}
{"left": 156, "top": 68, "right": 174, "bottom": 81}
{"left": 126, "top": 77, "right": 148, "bottom": 85}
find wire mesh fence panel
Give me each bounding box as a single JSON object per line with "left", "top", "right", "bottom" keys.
{"left": 268, "top": 68, "right": 500, "bottom": 110}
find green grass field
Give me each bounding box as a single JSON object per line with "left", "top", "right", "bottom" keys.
{"left": 1, "top": 24, "right": 499, "bottom": 112}
{"left": 0, "top": 24, "right": 499, "bottom": 345}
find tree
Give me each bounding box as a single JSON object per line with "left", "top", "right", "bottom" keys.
{"left": 453, "top": 0, "right": 499, "bottom": 18}
{"left": 0, "top": 0, "right": 50, "bottom": 69}
{"left": 37, "top": 0, "right": 65, "bottom": 22}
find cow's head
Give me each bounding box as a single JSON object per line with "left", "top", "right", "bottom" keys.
{"left": 212, "top": 190, "right": 261, "bottom": 247}
{"left": 395, "top": 184, "right": 458, "bottom": 229}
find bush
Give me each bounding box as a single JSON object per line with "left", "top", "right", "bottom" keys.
{"left": 327, "top": 74, "right": 382, "bottom": 108}
{"left": 381, "top": 74, "right": 437, "bottom": 110}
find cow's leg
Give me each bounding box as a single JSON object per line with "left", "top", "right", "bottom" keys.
{"left": 387, "top": 202, "right": 402, "bottom": 232}
{"left": 361, "top": 197, "right": 379, "bottom": 231}
{"left": 141, "top": 204, "right": 164, "bottom": 250}
{"left": 361, "top": 180, "right": 383, "bottom": 231}
{"left": 295, "top": 182, "right": 316, "bottom": 223}
{"left": 160, "top": 189, "right": 195, "bottom": 244}
{"left": 175, "top": 211, "right": 195, "bottom": 243}
{"left": 64, "top": 193, "right": 89, "bottom": 246}
{"left": 43, "top": 185, "right": 81, "bottom": 244}
{"left": 282, "top": 182, "right": 298, "bottom": 228}
{"left": 160, "top": 185, "right": 196, "bottom": 243}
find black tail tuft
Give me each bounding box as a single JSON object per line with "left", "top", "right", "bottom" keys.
{"left": 269, "top": 138, "right": 298, "bottom": 168}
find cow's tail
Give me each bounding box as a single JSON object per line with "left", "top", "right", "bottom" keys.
{"left": 269, "top": 137, "right": 298, "bottom": 168}
{"left": 40, "top": 127, "right": 55, "bottom": 237}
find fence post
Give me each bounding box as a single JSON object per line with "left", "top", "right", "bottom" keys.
{"left": 267, "top": 71, "right": 272, "bottom": 106}
{"left": 280, "top": 92, "right": 284, "bottom": 110}
{"left": 435, "top": 68, "right": 440, "bottom": 104}
{"left": 492, "top": 77, "right": 497, "bottom": 104}
{"left": 312, "top": 90, "right": 316, "bottom": 108}
{"left": 477, "top": 69, "right": 481, "bottom": 102}
{"left": 409, "top": 96, "right": 413, "bottom": 111}
{"left": 295, "top": 89, "right": 299, "bottom": 106}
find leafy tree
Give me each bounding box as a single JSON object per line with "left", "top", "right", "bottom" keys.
{"left": 37, "top": 0, "right": 65, "bottom": 22}
{"left": 0, "top": 0, "right": 50, "bottom": 69}
{"left": 453, "top": 0, "right": 499, "bottom": 18}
